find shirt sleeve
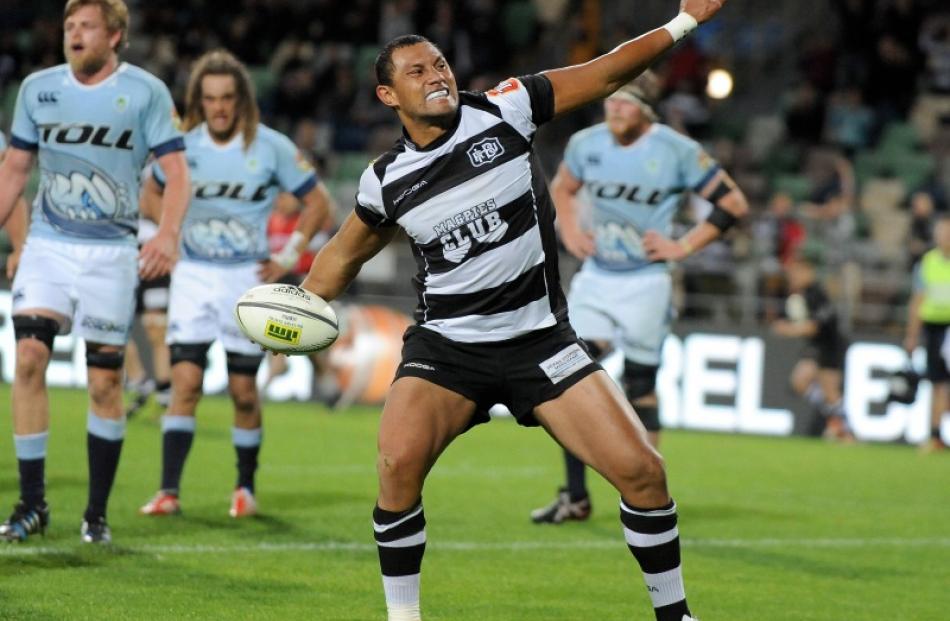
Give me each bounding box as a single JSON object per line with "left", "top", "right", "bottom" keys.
{"left": 0, "top": 132, "right": 7, "bottom": 152}
{"left": 143, "top": 79, "right": 185, "bottom": 157}
{"left": 10, "top": 82, "right": 38, "bottom": 149}
{"left": 354, "top": 166, "right": 396, "bottom": 228}
{"left": 484, "top": 74, "right": 555, "bottom": 140}
{"left": 272, "top": 132, "right": 318, "bottom": 198}
{"left": 562, "top": 132, "right": 586, "bottom": 182}
{"left": 680, "top": 139, "right": 721, "bottom": 192}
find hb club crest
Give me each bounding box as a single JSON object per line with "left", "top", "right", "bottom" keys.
{"left": 467, "top": 137, "right": 504, "bottom": 167}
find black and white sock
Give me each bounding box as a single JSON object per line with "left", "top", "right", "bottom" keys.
{"left": 373, "top": 500, "right": 426, "bottom": 621}
{"left": 85, "top": 412, "right": 125, "bottom": 522}
{"left": 161, "top": 415, "right": 196, "bottom": 494}
{"left": 620, "top": 498, "right": 690, "bottom": 621}
{"left": 232, "top": 427, "right": 261, "bottom": 492}
{"left": 14, "top": 431, "right": 48, "bottom": 508}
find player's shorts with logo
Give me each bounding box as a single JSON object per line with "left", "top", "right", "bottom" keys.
{"left": 12, "top": 236, "right": 138, "bottom": 345}
{"left": 567, "top": 265, "right": 672, "bottom": 365}
{"left": 166, "top": 260, "right": 261, "bottom": 356}
{"left": 395, "top": 322, "right": 601, "bottom": 428}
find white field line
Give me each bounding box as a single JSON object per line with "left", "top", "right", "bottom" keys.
{"left": 1, "top": 537, "right": 948, "bottom": 557}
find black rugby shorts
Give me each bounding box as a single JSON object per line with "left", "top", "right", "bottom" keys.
{"left": 394, "top": 322, "right": 601, "bottom": 428}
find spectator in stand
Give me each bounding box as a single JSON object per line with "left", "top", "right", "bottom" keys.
{"left": 824, "top": 87, "right": 875, "bottom": 156}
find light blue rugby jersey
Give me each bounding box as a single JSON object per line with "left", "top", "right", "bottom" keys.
{"left": 10, "top": 63, "right": 183, "bottom": 245}
{"left": 564, "top": 123, "right": 720, "bottom": 273}
{"left": 0, "top": 132, "right": 7, "bottom": 151}
{"left": 154, "top": 123, "right": 317, "bottom": 264}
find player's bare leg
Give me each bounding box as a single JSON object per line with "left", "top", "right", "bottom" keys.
{"left": 925, "top": 380, "right": 948, "bottom": 452}
{"left": 534, "top": 370, "right": 691, "bottom": 621}
{"left": 141, "top": 358, "right": 203, "bottom": 516}
{"left": 82, "top": 342, "right": 128, "bottom": 542}
{"left": 374, "top": 377, "right": 476, "bottom": 621}
{"left": 228, "top": 370, "right": 263, "bottom": 517}
{"left": 2, "top": 310, "right": 60, "bottom": 542}
{"left": 143, "top": 310, "right": 171, "bottom": 406}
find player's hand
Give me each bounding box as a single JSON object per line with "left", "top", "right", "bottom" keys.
{"left": 681, "top": 0, "right": 725, "bottom": 23}
{"left": 643, "top": 231, "right": 687, "bottom": 262}
{"left": 560, "top": 224, "right": 596, "bottom": 260}
{"left": 5, "top": 247, "right": 22, "bottom": 280}
{"left": 139, "top": 231, "right": 179, "bottom": 280}
{"left": 257, "top": 259, "right": 290, "bottom": 283}
{"left": 772, "top": 319, "right": 795, "bottom": 337}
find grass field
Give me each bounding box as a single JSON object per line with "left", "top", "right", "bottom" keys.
{"left": 0, "top": 386, "right": 948, "bottom": 620}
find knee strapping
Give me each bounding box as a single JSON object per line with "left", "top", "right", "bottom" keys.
{"left": 622, "top": 360, "right": 659, "bottom": 401}
{"left": 170, "top": 342, "right": 212, "bottom": 369}
{"left": 226, "top": 352, "right": 264, "bottom": 377}
{"left": 13, "top": 315, "right": 60, "bottom": 351}
{"left": 86, "top": 349, "right": 124, "bottom": 370}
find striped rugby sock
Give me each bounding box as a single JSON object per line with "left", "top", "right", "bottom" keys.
{"left": 374, "top": 500, "right": 426, "bottom": 621}
{"left": 620, "top": 498, "right": 690, "bottom": 621}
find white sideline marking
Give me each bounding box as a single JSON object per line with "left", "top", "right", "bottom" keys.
{"left": 1, "top": 537, "right": 948, "bottom": 557}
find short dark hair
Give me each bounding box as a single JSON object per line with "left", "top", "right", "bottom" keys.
{"left": 375, "top": 34, "right": 435, "bottom": 86}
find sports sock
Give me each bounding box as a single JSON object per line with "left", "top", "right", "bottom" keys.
{"left": 620, "top": 498, "right": 690, "bottom": 621}
{"left": 232, "top": 427, "right": 262, "bottom": 492}
{"left": 161, "top": 415, "right": 196, "bottom": 494}
{"left": 85, "top": 412, "right": 125, "bottom": 521}
{"left": 803, "top": 382, "right": 825, "bottom": 409}
{"left": 14, "top": 432, "right": 48, "bottom": 508}
{"left": 374, "top": 500, "right": 426, "bottom": 621}
{"left": 564, "top": 449, "right": 588, "bottom": 501}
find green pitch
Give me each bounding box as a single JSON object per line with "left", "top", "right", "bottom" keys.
{"left": 0, "top": 386, "right": 947, "bottom": 620}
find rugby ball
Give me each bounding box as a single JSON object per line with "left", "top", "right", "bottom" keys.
{"left": 234, "top": 284, "right": 339, "bottom": 354}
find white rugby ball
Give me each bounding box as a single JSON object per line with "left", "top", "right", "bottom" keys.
{"left": 234, "top": 284, "right": 339, "bottom": 354}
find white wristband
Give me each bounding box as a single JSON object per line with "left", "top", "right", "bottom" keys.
{"left": 663, "top": 12, "right": 698, "bottom": 43}
{"left": 271, "top": 230, "right": 306, "bottom": 270}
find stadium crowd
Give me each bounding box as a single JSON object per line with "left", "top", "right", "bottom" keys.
{"left": 2, "top": 0, "right": 949, "bottom": 332}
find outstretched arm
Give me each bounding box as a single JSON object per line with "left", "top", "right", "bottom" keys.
{"left": 545, "top": 0, "right": 726, "bottom": 117}
{"left": 299, "top": 211, "right": 397, "bottom": 302}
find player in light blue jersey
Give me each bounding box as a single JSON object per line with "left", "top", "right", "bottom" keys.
{"left": 0, "top": 0, "right": 190, "bottom": 544}
{"left": 531, "top": 72, "right": 748, "bottom": 524}
{"left": 137, "top": 50, "right": 333, "bottom": 519}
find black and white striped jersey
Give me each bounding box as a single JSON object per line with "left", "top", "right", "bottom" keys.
{"left": 354, "top": 74, "right": 567, "bottom": 343}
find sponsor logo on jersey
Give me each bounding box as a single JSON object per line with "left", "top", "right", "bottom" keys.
{"left": 393, "top": 180, "right": 428, "bottom": 207}
{"left": 467, "top": 137, "right": 504, "bottom": 167}
{"left": 114, "top": 94, "right": 129, "bottom": 112}
{"left": 39, "top": 151, "right": 134, "bottom": 238}
{"left": 37, "top": 91, "right": 60, "bottom": 105}
{"left": 487, "top": 78, "right": 519, "bottom": 96}
{"left": 265, "top": 319, "right": 301, "bottom": 345}
{"left": 183, "top": 216, "right": 257, "bottom": 261}
{"left": 586, "top": 181, "right": 665, "bottom": 205}
{"left": 37, "top": 123, "right": 133, "bottom": 150}
{"left": 433, "top": 198, "right": 509, "bottom": 263}
{"left": 193, "top": 181, "right": 269, "bottom": 202}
